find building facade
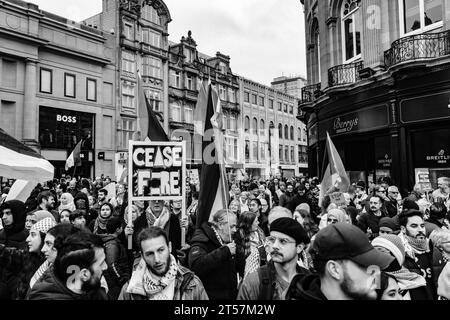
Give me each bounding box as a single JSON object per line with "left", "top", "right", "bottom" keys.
{"left": 239, "top": 77, "right": 307, "bottom": 179}
{"left": 0, "top": 0, "right": 116, "bottom": 178}
{"left": 271, "top": 75, "right": 307, "bottom": 100}
{"left": 299, "top": 0, "right": 450, "bottom": 193}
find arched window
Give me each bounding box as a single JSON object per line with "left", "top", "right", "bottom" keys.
{"left": 245, "top": 116, "right": 250, "bottom": 132}
{"left": 311, "top": 18, "right": 321, "bottom": 83}
{"left": 260, "top": 119, "right": 265, "bottom": 136}
{"left": 142, "top": 5, "right": 161, "bottom": 25}
{"left": 341, "top": 0, "right": 361, "bottom": 62}
{"left": 284, "top": 125, "right": 289, "bottom": 140}
{"left": 269, "top": 121, "right": 274, "bottom": 136}
{"left": 298, "top": 127, "right": 302, "bottom": 141}
{"left": 278, "top": 124, "right": 283, "bottom": 139}
{"left": 290, "top": 126, "right": 294, "bottom": 140}
{"left": 253, "top": 117, "right": 258, "bottom": 134}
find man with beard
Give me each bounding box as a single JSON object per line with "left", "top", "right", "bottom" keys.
{"left": 357, "top": 196, "right": 386, "bottom": 240}
{"left": 286, "top": 223, "right": 395, "bottom": 300}
{"left": 237, "top": 218, "right": 310, "bottom": 300}
{"left": 30, "top": 191, "right": 58, "bottom": 222}
{"left": 27, "top": 231, "right": 108, "bottom": 300}
{"left": 119, "top": 226, "right": 208, "bottom": 300}
{"left": 398, "top": 209, "right": 443, "bottom": 300}
{"left": 279, "top": 183, "right": 295, "bottom": 209}
{"left": 92, "top": 189, "right": 108, "bottom": 217}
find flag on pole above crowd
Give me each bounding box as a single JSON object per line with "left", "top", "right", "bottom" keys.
{"left": 0, "top": 127, "right": 54, "bottom": 182}
{"left": 196, "top": 83, "right": 230, "bottom": 228}
{"left": 65, "top": 139, "right": 83, "bottom": 171}
{"left": 319, "top": 132, "right": 350, "bottom": 205}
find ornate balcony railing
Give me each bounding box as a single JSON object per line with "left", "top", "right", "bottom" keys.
{"left": 300, "top": 83, "right": 321, "bottom": 103}
{"left": 384, "top": 30, "right": 450, "bottom": 68}
{"left": 328, "top": 61, "right": 363, "bottom": 87}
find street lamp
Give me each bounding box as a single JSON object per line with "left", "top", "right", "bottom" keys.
{"left": 268, "top": 123, "right": 275, "bottom": 178}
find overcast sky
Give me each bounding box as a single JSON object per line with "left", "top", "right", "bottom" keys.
{"left": 29, "top": 0, "right": 306, "bottom": 86}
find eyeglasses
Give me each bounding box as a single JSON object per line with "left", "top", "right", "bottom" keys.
{"left": 266, "top": 236, "right": 296, "bottom": 246}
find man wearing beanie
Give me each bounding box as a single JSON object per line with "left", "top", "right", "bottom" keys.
{"left": 237, "top": 217, "right": 310, "bottom": 300}
{"left": 372, "top": 234, "right": 428, "bottom": 300}
{"left": 286, "top": 223, "right": 394, "bottom": 300}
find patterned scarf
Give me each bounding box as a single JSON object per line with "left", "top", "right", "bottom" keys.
{"left": 94, "top": 215, "right": 110, "bottom": 234}
{"left": 127, "top": 255, "right": 178, "bottom": 300}
{"left": 388, "top": 266, "right": 427, "bottom": 291}
{"left": 30, "top": 260, "right": 50, "bottom": 289}
{"left": 145, "top": 207, "right": 170, "bottom": 230}
{"left": 405, "top": 235, "right": 430, "bottom": 253}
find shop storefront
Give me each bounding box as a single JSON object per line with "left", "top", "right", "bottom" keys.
{"left": 39, "top": 106, "right": 95, "bottom": 178}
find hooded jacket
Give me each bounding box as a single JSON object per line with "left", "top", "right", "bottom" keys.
{"left": 285, "top": 273, "right": 328, "bottom": 300}
{"left": 188, "top": 222, "right": 237, "bottom": 300}
{"left": 0, "top": 200, "right": 28, "bottom": 249}
{"left": 26, "top": 266, "right": 108, "bottom": 300}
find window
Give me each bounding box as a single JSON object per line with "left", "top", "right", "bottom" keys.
{"left": 244, "top": 91, "right": 250, "bottom": 102}
{"left": 143, "top": 57, "right": 162, "bottom": 79}
{"left": 119, "top": 118, "right": 135, "bottom": 149}
{"left": 186, "top": 74, "right": 195, "bottom": 90}
{"left": 298, "top": 128, "right": 302, "bottom": 141}
{"left": 184, "top": 105, "right": 193, "bottom": 123}
{"left": 269, "top": 99, "right": 274, "bottom": 109}
{"left": 341, "top": 0, "right": 362, "bottom": 62}
{"left": 122, "top": 81, "right": 135, "bottom": 110}
{"left": 279, "top": 145, "right": 283, "bottom": 162}
{"left": 219, "top": 85, "right": 226, "bottom": 100}
{"left": 285, "top": 146, "right": 289, "bottom": 163}
{"left": 144, "top": 89, "right": 161, "bottom": 112}
{"left": 2, "top": 59, "right": 17, "bottom": 88}
{"left": 289, "top": 105, "right": 293, "bottom": 114}
{"left": 284, "top": 125, "right": 289, "bottom": 140}
{"left": 234, "top": 139, "right": 238, "bottom": 161}
{"left": 260, "top": 143, "right": 265, "bottom": 162}
{"left": 260, "top": 119, "right": 265, "bottom": 136}
{"left": 284, "top": 104, "right": 288, "bottom": 113}
{"left": 142, "top": 5, "right": 161, "bottom": 25}
{"left": 142, "top": 29, "right": 161, "bottom": 48}
{"left": 290, "top": 126, "right": 294, "bottom": 140}
{"left": 253, "top": 141, "right": 258, "bottom": 161}
{"left": 269, "top": 121, "right": 274, "bottom": 136}
{"left": 252, "top": 117, "right": 258, "bottom": 135}
{"left": 277, "top": 102, "right": 282, "bottom": 111}
{"left": 86, "top": 78, "right": 97, "bottom": 101}
{"left": 251, "top": 93, "right": 257, "bottom": 104}
{"left": 170, "top": 70, "right": 181, "bottom": 88}
{"left": 170, "top": 102, "right": 181, "bottom": 121}
{"left": 230, "top": 114, "right": 237, "bottom": 131}
{"left": 64, "top": 73, "right": 76, "bottom": 98}
{"left": 228, "top": 88, "right": 236, "bottom": 103}
{"left": 245, "top": 139, "right": 250, "bottom": 162}
{"left": 278, "top": 124, "right": 283, "bottom": 138}
{"left": 291, "top": 146, "right": 295, "bottom": 163}
{"left": 259, "top": 96, "right": 265, "bottom": 106}
{"left": 184, "top": 48, "right": 194, "bottom": 63}
{"left": 124, "top": 23, "right": 133, "bottom": 40}
{"left": 245, "top": 116, "right": 250, "bottom": 132}
{"left": 400, "top": 0, "right": 443, "bottom": 35}
{"left": 303, "top": 128, "right": 307, "bottom": 142}
{"left": 122, "top": 51, "right": 135, "bottom": 74}
{"left": 40, "top": 68, "right": 52, "bottom": 93}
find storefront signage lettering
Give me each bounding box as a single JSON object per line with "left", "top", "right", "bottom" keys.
{"left": 426, "top": 149, "right": 449, "bottom": 164}
{"left": 377, "top": 154, "right": 392, "bottom": 168}
{"left": 56, "top": 115, "right": 77, "bottom": 123}
{"left": 333, "top": 117, "right": 359, "bottom": 134}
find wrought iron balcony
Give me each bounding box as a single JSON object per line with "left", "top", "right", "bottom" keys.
{"left": 328, "top": 61, "right": 363, "bottom": 87}
{"left": 384, "top": 30, "right": 450, "bottom": 68}
{"left": 300, "top": 83, "right": 321, "bottom": 103}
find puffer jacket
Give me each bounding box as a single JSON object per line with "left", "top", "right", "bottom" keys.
{"left": 118, "top": 264, "right": 209, "bottom": 300}
{"left": 188, "top": 222, "right": 237, "bottom": 300}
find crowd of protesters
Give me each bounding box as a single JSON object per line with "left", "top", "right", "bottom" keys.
{"left": 0, "top": 173, "right": 449, "bottom": 300}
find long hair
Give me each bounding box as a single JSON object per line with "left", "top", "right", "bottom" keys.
{"left": 234, "top": 211, "right": 257, "bottom": 258}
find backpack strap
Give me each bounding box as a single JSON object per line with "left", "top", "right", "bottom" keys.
{"left": 257, "top": 261, "right": 275, "bottom": 300}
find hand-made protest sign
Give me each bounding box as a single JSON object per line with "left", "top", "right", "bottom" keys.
{"left": 128, "top": 141, "right": 187, "bottom": 247}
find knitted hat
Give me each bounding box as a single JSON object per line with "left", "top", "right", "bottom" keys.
{"left": 31, "top": 217, "right": 57, "bottom": 234}
{"left": 33, "top": 210, "right": 55, "bottom": 222}
{"left": 270, "top": 217, "right": 310, "bottom": 244}
{"left": 295, "top": 203, "right": 310, "bottom": 214}
{"left": 372, "top": 234, "right": 405, "bottom": 266}
{"left": 378, "top": 217, "right": 398, "bottom": 232}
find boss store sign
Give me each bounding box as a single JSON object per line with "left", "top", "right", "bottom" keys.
{"left": 39, "top": 106, "right": 94, "bottom": 150}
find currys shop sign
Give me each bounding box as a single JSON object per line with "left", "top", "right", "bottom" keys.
{"left": 333, "top": 117, "right": 359, "bottom": 134}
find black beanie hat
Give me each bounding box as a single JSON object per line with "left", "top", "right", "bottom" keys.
{"left": 402, "top": 198, "right": 419, "bottom": 211}
{"left": 270, "top": 217, "right": 310, "bottom": 244}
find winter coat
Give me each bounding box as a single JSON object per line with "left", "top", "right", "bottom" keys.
{"left": 99, "top": 234, "right": 130, "bottom": 300}
{"left": 357, "top": 211, "right": 386, "bottom": 240}
{"left": 0, "top": 244, "right": 45, "bottom": 300}
{"left": 188, "top": 222, "right": 237, "bottom": 300}
{"left": 279, "top": 192, "right": 295, "bottom": 209}
{"left": 118, "top": 264, "right": 209, "bottom": 300}
{"left": 26, "top": 266, "right": 108, "bottom": 300}
{"left": 285, "top": 273, "right": 328, "bottom": 300}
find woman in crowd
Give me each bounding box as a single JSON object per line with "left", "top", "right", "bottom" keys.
{"left": 89, "top": 202, "right": 114, "bottom": 235}
{"left": 376, "top": 272, "right": 403, "bottom": 300}
{"left": 234, "top": 211, "right": 266, "bottom": 281}
{"left": 57, "top": 193, "right": 75, "bottom": 215}
{"left": 59, "top": 209, "right": 71, "bottom": 224}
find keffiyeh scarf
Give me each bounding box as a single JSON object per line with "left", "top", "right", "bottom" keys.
{"left": 145, "top": 207, "right": 170, "bottom": 230}
{"left": 127, "top": 255, "right": 178, "bottom": 300}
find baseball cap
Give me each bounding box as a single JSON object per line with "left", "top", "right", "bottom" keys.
{"left": 311, "top": 223, "right": 394, "bottom": 270}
